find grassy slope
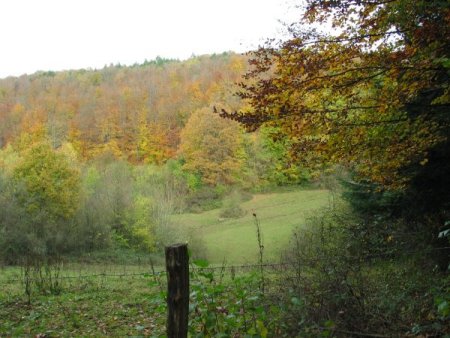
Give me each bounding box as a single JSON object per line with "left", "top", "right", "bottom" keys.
{"left": 172, "top": 188, "right": 331, "bottom": 264}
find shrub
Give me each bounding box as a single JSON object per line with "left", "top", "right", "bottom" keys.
{"left": 184, "top": 186, "right": 224, "bottom": 213}
{"left": 219, "top": 190, "right": 247, "bottom": 219}
{"left": 0, "top": 142, "right": 82, "bottom": 299}
{"left": 276, "top": 203, "right": 449, "bottom": 337}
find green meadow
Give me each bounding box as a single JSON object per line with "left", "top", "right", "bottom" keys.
{"left": 172, "top": 188, "right": 332, "bottom": 263}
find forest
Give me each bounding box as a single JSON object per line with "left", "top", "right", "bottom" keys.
{"left": 0, "top": 0, "right": 449, "bottom": 337}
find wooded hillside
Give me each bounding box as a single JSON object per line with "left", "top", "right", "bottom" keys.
{"left": 0, "top": 53, "right": 246, "bottom": 163}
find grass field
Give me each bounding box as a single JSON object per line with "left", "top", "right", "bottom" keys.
{"left": 172, "top": 188, "right": 332, "bottom": 264}
{"left": 0, "top": 263, "right": 268, "bottom": 336}
{"left": 0, "top": 187, "right": 331, "bottom": 336}
{"left": 0, "top": 269, "right": 166, "bottom": 336}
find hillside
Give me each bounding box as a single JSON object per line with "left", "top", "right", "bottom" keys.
{"left": 0, "top": 53, "right": 247, "bottom": 162}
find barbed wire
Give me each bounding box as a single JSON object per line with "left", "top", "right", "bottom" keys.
{"left": 2, "top": 246, "right": 448, "bottom": 284}
{"left": 1, "top": 196, "right": 447, "bottom": 285}
{"left": 283, "top": 246, "right": 450, "bottom": 265}
{"left": 0, "top": 263, "right": 285, "bottom": 284}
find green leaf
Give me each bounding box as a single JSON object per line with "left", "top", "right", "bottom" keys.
{"left": 257, "top": 320, "right": 268, "bottom": 338}
{"left": 291, "top": 297, "right": 302, "bottom": 306}
{"left": 437, "top": 300, "right": 450, "bottom": 317}
{"left": 199, "top": 272, "right": 214, "bottom": 281}
{"left": 324, "top": 320, "right": 335, "bottom": 328}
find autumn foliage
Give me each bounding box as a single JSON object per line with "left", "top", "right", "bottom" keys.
{"left": 0, "top": 53, "right": 247, "bottom": 164}
{"left": 179, "top": 107, "right": 244, "bottom": 186}
{"left": 220, "top": 0, "right": 449, "bottom": 189}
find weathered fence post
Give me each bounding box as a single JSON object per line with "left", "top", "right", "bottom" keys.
{"left": 165, "top": 243, "right": 189, "bottom": 338}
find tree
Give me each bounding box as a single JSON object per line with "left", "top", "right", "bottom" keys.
{"left": 73, "top": 165, "right": 113, "bottom": 252}
{"left": 0, "top": 171, "right": 27, "bottom": 265}
{"left": 179, "top": 107, "right": 244, "bottom": 186}
{"left": 243, "top": 126, "right": 310, "bottom": 188}
{"left": 13, "top": 142, "right": 80, "bottom": 220}
{"left": 0, "top": 54, "right": 249, "bottom": 163}
{"left": 1, "top": 141, "right": 81, "bottom": 297}
{"left": 219, "top": 0, "right": 450, "bottom": 269}
{"left": 220, "top": 0, "right": 449, "bottom": 190}
{"left": 134, "top": 112, "right": 174, "bottom": 165}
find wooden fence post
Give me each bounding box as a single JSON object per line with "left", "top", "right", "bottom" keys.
{"left": 165, "top": 243, "right": 189, "bottom": 338}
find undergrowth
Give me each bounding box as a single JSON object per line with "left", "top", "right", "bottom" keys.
{"left": 1, "top": 200, "right": 449, "bottom": 337}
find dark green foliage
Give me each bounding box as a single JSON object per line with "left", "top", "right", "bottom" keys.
{"left": 188, "top": 264, "right": 268, "bottom": 337}
{"left": 342, "top": 161, "right": 450, "bottom": 270}
{"left": 184, "top": 186, "right": 224, "bottom": 213}
{"left": 341, "top": 178, "right": 401, "bottom": 218}
{"left": 399, "top": 142, "right": 450, "bottom": 223}
{"left": 0, "top": 173, "right": 29, "bottom": 265}
{"left": 138, "top": 56, "right": 179, "bottom": 68}
{"left": 277, "top": 204, "right": 450, "bottom": 337}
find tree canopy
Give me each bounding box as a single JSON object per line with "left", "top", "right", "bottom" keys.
{"left": 220, "top": 0, "right": 449, "bottom": 189}
{"left": 13, "top": 141, "right": 80, "bottom": 221}
{"left": 0, "top": 53, "right": 248, "bottom": 163}
{"left": 179, "top": 107, "right": 244, "bottom": 186}
{"left": 0, "top": 138, "right": 81, "bottom": 266}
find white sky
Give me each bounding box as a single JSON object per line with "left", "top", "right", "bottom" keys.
{"left": 0, "top": 0, "right": 298, "bottom": 78}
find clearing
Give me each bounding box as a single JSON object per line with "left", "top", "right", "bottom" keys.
{"left": 171, "top": 188, "right": 332, "bottom": 263}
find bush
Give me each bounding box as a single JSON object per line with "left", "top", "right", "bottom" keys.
{"left": 184, "top": 186, "right": 224, "bottom": 213}
{"left": 0, "top": 143, "right": 84, "bottom": 299}
{"left": 219, "top": 190, "right": 247, "bottom": 219}
{"left": 275, "top": 203, "right": 449, "bottom": 337}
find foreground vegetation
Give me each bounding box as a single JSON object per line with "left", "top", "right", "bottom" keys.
{"left": 1, "top": 208, "right": 448, "bottom": 337}
{"left": 0, "top": 260, "right": 291, "bottom": 337}
{"left": 0, "top": 271, "right": 165, "bottom": 336}
{"left": 1, "top": 186, "right": 448, "bottom": 337}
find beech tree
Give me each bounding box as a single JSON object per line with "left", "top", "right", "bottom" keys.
{"left": 217, "top": 0, "right": 450, "bottom": 271}
{"left": 220, "top": 0, "right": 449, "bottom": 189}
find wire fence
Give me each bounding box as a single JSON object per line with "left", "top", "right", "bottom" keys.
{"left": 0, "top": 262, "right": 290, "bottom": 284}
{"left": 1, "top": 200, "right": 447, "bottom": 338}
{"left": 1, "top": 195, "right": 448, "bottom": 286}
{"left": 2, "top": 246, "right": 448, "bottom": 285}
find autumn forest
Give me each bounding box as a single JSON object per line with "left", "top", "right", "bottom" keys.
{"left": 1, "top": 0, "right": 449, "bottom": 336}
